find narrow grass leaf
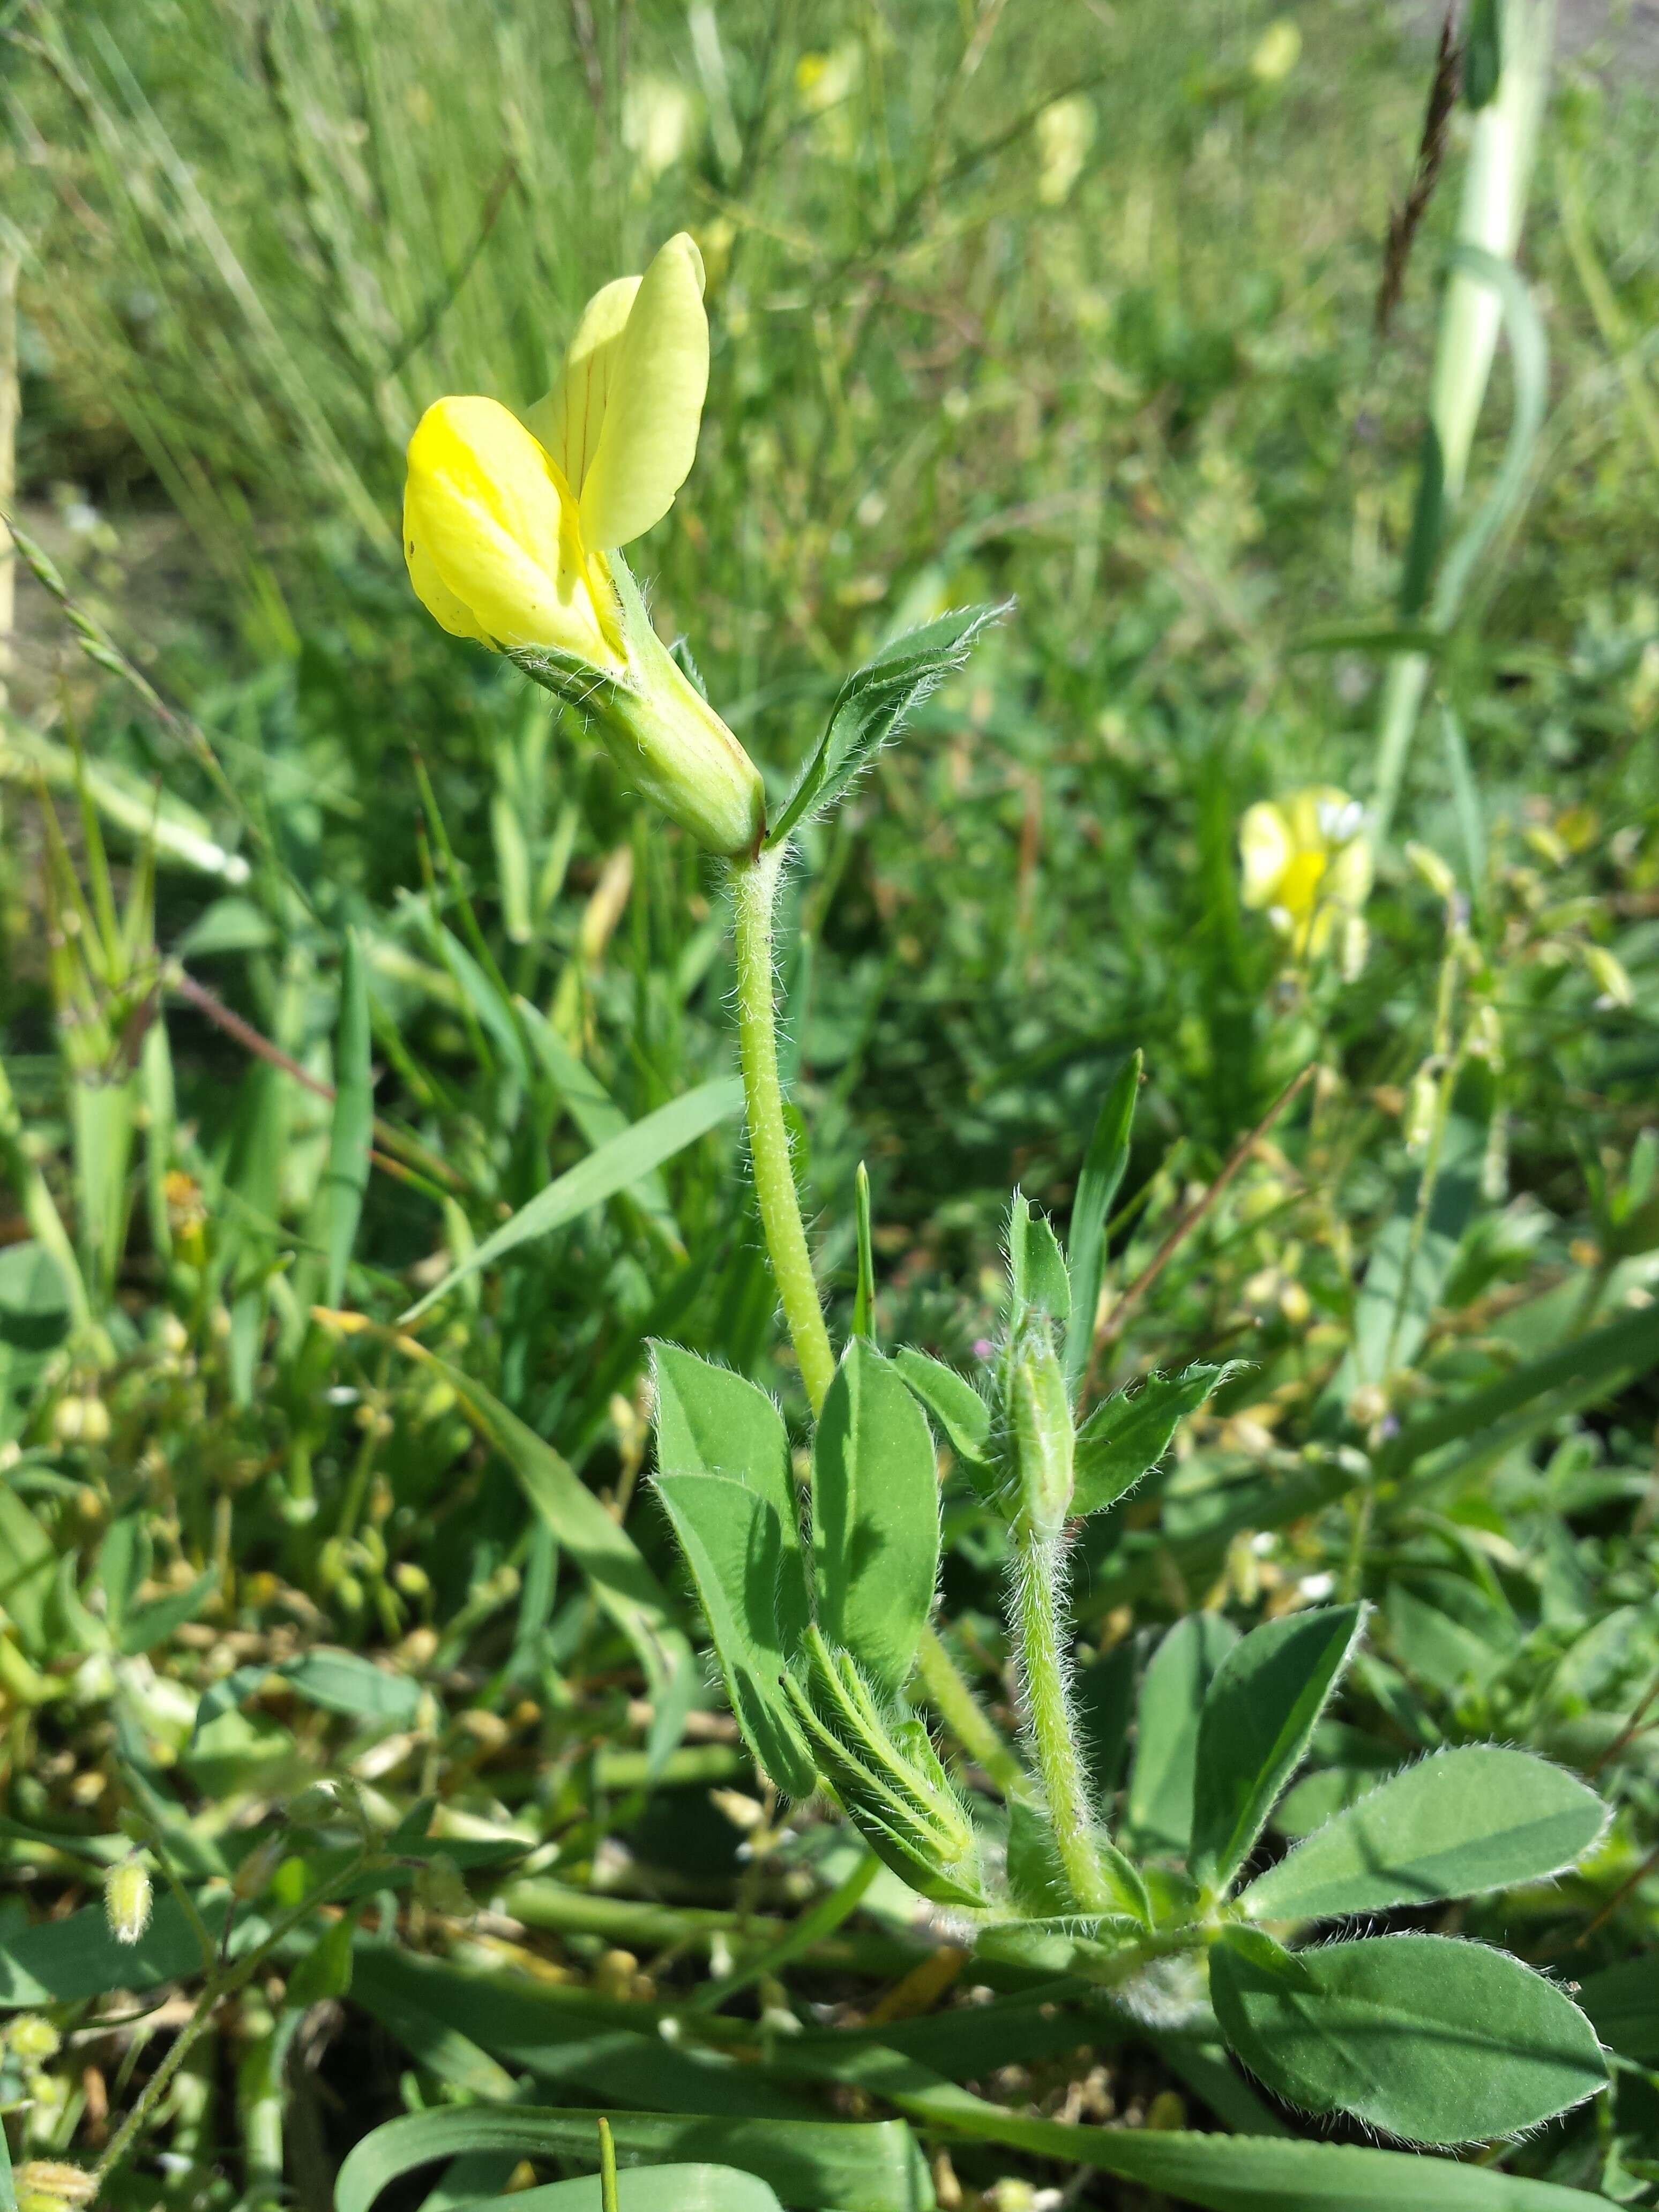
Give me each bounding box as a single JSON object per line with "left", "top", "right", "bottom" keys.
{"left": 335, "top": 2105, "right": 929, "bottom": 2212}
{"left": 783, "top": 2038, "right": 1601, "bottom": 2210}
{"left": 324, "top": 930, "right": 373, "bottom": 1308}
{"left": 452, "top": 2171, "right": 781, "bottom": 2212}
{"left": 1064, "top": 1050, "right": 1140, "bottom": 1387}
{"left": 400, "top": 1078, "right": 742, "bottom": 1321}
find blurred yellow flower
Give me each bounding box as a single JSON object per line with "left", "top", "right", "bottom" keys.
{"left": 1250, "top": 19, "right": 1302, "bottom": 84}
{"left": 1036, "top": 94, "right": 1096, "bottom": 207}
{"left": 403, "top": 234, "right": 764, "bottom": 856}
{"left": 1239, "top": 787, "right": 1371, "bottom": 958}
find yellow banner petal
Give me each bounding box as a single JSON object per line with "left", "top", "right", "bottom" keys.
{"left": 578, "top": 231, "right": 708, "bottom": 553}
{"left": 525, "top": 274, "right": 641, "bottom": 495}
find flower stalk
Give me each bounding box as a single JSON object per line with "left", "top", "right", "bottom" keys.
{"left": 730, "top": 841, "right": 836, "bottom": 1417}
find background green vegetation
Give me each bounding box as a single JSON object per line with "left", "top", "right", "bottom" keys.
{"left": 2, "top": 0, "right": 1658, "bottom": 2205}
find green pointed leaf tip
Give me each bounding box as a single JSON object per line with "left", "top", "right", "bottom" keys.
{"left": 812, "top": 1339, "right": 941, "bottom": 1695}
{"left": 1064, "top": 1050, "right": 1141, "bottom": 1387}
{"left": 1241, "top": 1745, "right": 1609, "bottom": 1923}
{"left": 1210, "top": 1930, "right": 1608, "bottom": 2145}
{"left": 1190, "top": 1604, "right": 1366, "bottom": 1896}
{"left": 1071, "top": 1362, "right": 1239, "bottom": 1519}
{"left": 766, "top": 600, "right": 1008, "bottom": 849}
{"left": 782, "top": 1632, "right": 984, "bottom": 1906}
{"left": 1006, "top": 1191, "right": 1070, "bottom": 1324}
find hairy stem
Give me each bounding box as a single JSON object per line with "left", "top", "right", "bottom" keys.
{"left": 730, "top": 843, "right": 836, "bottom": 1416}
{"left": 1013, "top": 1528, "right": 1112, "bottom": 1912}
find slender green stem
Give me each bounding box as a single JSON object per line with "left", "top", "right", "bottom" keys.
{"left": 93, "top": 1849, "right": 370, "bottom": 2189}
{"left": 730, "top": 844, "right": 836, "bottom": 1416}
{"left": 1013, "top": 1528, "right": 1111, "bottom": 1912}
{"left": 915, "top": 1626, "right": 1025, "bottom": 1798}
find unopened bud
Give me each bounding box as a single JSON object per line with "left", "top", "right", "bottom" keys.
{"left": 782, "top": 1627, "right": 985, "bottom": 1908}
{"left": 413, "top": 1853, "right": 473, "bottom": 1919}
{"left": 1008, "top": 1318, "right": 1074, "bottom": 1541}
{"left": 1339, "top": 913, "right": 1369, "bottom": 983}
{"left": 1403, "top": 1065, "right": 1439, "bottom": 1155}
{"left": 16, "top": 2168, "right": 95, "bottom": 2210}
{"left": 1584, "top": 943, "right": 1633, "bottom": 1008}
{"left": 6, "top": 2016, "right": 61, "bottom": 2063}
{"left": 1404, "top": 841, "right": 1456, "bottom": 902}
{"left": 104, "top": 1857, "right": 153, "bottom": 1945}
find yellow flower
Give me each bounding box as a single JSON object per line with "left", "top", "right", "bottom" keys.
{"left": 1239, "top": 787, "right": 1372, "bottom": 958}
{"left": 402, "top": 234, "right": 764, "bottom": 857}
{"left": 1036, "top": 94, "right": 1096, "bottom": 207}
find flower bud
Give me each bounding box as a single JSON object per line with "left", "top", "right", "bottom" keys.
{"left": 6, "top": 2016, "right": 61, "bottom": 2063}
{"left": 1584, "top": 943, "right": 1634, "bottom": 1008}
{"left": 1007, "top": 1318, "right": 1074, "bottom": 1541}
{"left": 16, "top": 2169, "right": 96, "bottom": 2212}
{"left": 782, "top": 1627, "right": 984, "bottom": 1908}
{"left": 104, "top": 1856, "right": 153, "bottom": 1946}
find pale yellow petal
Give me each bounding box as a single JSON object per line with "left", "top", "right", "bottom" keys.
{"left": 1325, "top": 832, "right": 1374, "bottom": 913}
{"left": 403, "top": 396, "right": 614, "bottom": 661}
{"left": 1238, "top": 801, "right": 1292, "bottom": 910}
{"left": 579, "top": 231, "right": 708, "bottom": 552}
{"left": 404, "top": 481, "right": 490, "bottom": 645}
{"left": 524, "top": 275, "right": 641, "bottom": 494}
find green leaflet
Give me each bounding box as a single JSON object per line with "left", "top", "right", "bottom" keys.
{"left": 1064, "top": 1050, "right": 1140, "bottom": 1388}
{"left": 1209, "top": 1930, "right": 1608, "bottom": 2146}
{"left": 451, "top": 2172, "right": 782, "bottom": 2212}
{"left": 652, "top": 1346, "right": 802, "bottom": 1582}
{"left": 1072, "top": 1363, "right": 1235, "bottom": 1518}
{"left": 1188, "top": 1604, "right": 1365, "bottom": 1896}
{"left": 892, "top": 1349, "right": 992, "bottom": 1474}
{"left": 1126, "top": 1611, "right": 1239, "bottom": 1854}
{"left": 188, "top": 1646, "right": 424, "bottom": 1750}
{"left": 651, "top": 1346, "right": 814, "bottom": 1792}
{"left": 399, "top": 1077, "right": 743, "bottom": 1322}
{"left": 0, "top": 1482, "right": 55, "bottom": 1656}
{"left": 766, "top": 602, "right": 1005, "bottom": 849}
{"left": 334, "top": 2105, "right": 931, "bottom": 2212}
{"left": 811, "top": 1340, "right": 940, "bottom": 1696}
{"left": 1241, "top": 1745, "right": 1609, "bottom": 1923}
{"left": 656, "top": 1476, "right": 814, "bottom": 1797}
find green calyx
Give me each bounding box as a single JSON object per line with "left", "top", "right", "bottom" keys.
{"left": 783, "top": 1626, "right": 987, "bottom": 1909}
{"left": 511, "top": 555, "right": 765, "bottom": 860}
{"left": 1006, "top": 1314, "right": 1075, "bottom": 1539}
